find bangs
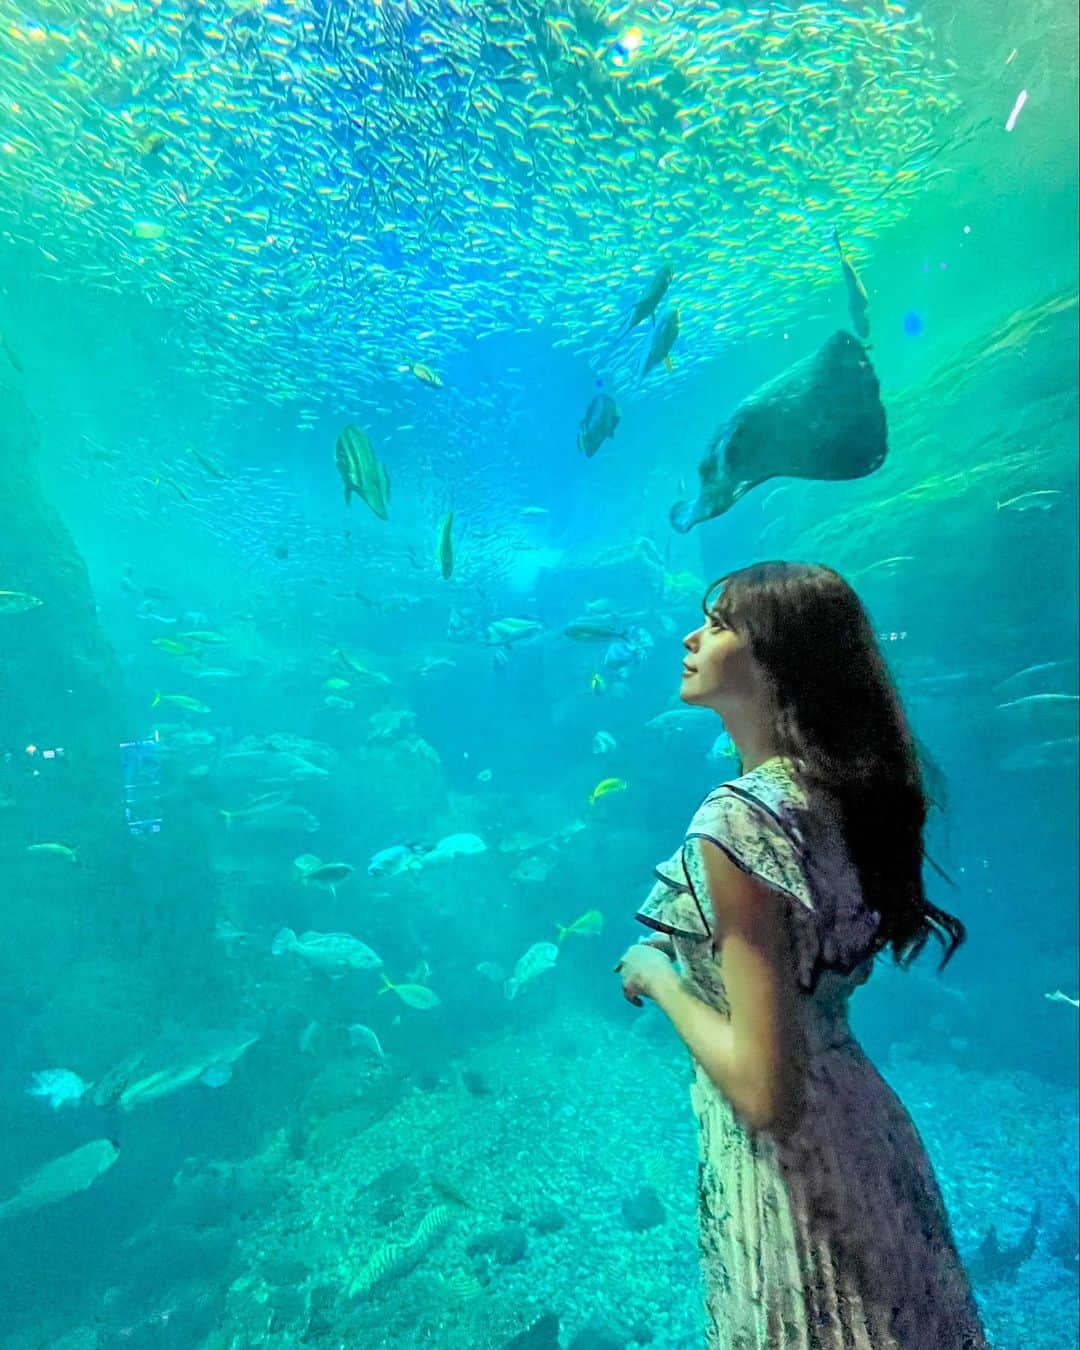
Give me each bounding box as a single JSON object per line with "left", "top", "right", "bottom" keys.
{"left": 701, "top": 562, "right": 794, "bottom": 632}
{"left": 702, "top": 575, "right": 736, "bottom": 625}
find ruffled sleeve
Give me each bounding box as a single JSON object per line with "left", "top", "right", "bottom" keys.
{"left": 636, "top": 762, "right": 881, "bottom": 993}
{"left": 635, "top": 844, "right": 715, "bottom": 943}
{"left": 685, "top": 784, "right": 815, "bottom": 915}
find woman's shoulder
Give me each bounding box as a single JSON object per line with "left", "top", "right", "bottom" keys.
{"left": 685, "top": 759, "right": 806, "bottom": 864}
{"left": 688, "top": 757, "right": 848, "bottom": 875}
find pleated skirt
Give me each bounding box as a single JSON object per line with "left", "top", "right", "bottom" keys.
{"left": 690, "top": 1045, "right": 989, "bottom": 1350}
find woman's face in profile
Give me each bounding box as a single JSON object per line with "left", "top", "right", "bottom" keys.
{"left": 680, "top": 614, "right": 760, "bottom": 709}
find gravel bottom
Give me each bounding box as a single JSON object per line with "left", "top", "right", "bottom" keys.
{"left": 14, "top": 999, "right": 1079, "bottom": 1349}
{"left": 211, "top": 1003, "right": 1078, "bottom": 1349}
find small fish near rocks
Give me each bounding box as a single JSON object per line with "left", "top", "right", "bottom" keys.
{"left": 271, "top": 927, "right": 383, "bottom": 973}
{"left": 504, "top": 941, "right": 558, "bottom": 1000}
{"left": 483, "top": 617, "right": 543, "bottom": 647}
{"left": 379, "top": 976, "right": 441, "bottom": 1009}
{"left": 25, "top": 842, "right": 79, "bottom": 863}
{"left": 421, "top": 832, "right": 487, "bottom": 866}
{"left": 368, "top": 842, "right": 427, "bottom": 877}
{"left": 293, "top": 854, "right": 355, "bottom": 894}
{"left": 0, "top": 589, "right": 44, "bottom": 615}
{"left": 669, "top": 330, "right": 888, "bottom": 531}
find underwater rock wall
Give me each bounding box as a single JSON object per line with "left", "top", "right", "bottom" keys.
{"left": 0, "top": 356, "right": 225, "bottom": 1067}
{"left": 0, "top": 355, "right": 126, "bottom": 828}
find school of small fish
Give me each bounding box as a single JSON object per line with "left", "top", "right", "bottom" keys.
{"left": 0, "top": 0, "right": 960, "bottom": 427}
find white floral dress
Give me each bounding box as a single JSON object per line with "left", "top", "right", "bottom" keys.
{"left": 636, "top": 757, "right": 987, "bottom": 1350}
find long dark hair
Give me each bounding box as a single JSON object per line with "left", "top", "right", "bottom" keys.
{"left": 705, "top": 560, "right": 966, "bottom": 971}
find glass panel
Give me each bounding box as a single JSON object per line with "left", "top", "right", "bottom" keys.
{"left": 1, "top": 0, "right": 1075, "bottom": 1344}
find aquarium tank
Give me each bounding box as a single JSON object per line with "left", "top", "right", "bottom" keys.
{"left": 0, "top": 0, "right": 1076, "bottom": 1345}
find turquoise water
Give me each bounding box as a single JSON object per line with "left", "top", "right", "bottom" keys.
{"left": 0, "top": 0, "right": 1077, "bottom": 1344}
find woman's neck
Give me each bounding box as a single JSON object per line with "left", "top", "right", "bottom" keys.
{"left": 714, "top": 705, "right": 779, "bottom": 774}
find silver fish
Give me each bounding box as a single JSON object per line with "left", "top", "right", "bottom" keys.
{"left": 216, "top": 750, "right": 328, "bottom": 785}
{"left": 336, "top": 425, "right": 390, "bottom": 519}
{"left": 272, "top": 927, "right": 383, "bottom": 972}
{"left": 483, "top": 618, "right": 543, "bottom": 646}
{"left": 348, "top": 1023, "right": 386, "bottom": 1058}
{"left": 617, "top": 263, "right": 673, "bottom": 339}
{"left": 638, "top": 306, "right": 680, "bottom": 382}
{"left": 504, "top": 941, "right": 559, "bottom": 1000}
{"left": 223, "top": 802, "right": 319, "bottom": 833}
{"left": 294, "top": 854, "right": 355, "bottom": 890}
{"left": 0, "top": 1139, "right": 119, "bottom": 1221}
{"left": 118, "top": 1030, "right": 260, "bottom": 1111}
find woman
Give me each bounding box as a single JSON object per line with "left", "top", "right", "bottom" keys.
{"left": 615, "top": 562, "right": 987, "bottom": 1350}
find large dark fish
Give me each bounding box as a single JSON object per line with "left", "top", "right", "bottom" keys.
{"left": 335, "top": 425, "right": 390, "bottom": 519}
{"left": 577, "top": 391, "right": 619, "bottom": 457}
{"left": 616, "top": 263, "right": 673, "bottom": 339}
{"left": 968, "top": 1202, "right": 1040, "bottom": 1286}
{"left": 833, "top": 229, "right": 870, "bottom": 340}
{"left": 669, "top": 331, "right": 887, "bottom": 532}
{"left": 638, "top": 306, "right": 679, "bottom": 383}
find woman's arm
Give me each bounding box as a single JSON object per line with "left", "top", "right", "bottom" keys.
{"left": 653, "top": 840, "right": 806, "bottom": 1133}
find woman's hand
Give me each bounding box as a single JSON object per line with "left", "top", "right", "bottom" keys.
{"left": 614, "top": 941, "right": 680, "bottom": 1007}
